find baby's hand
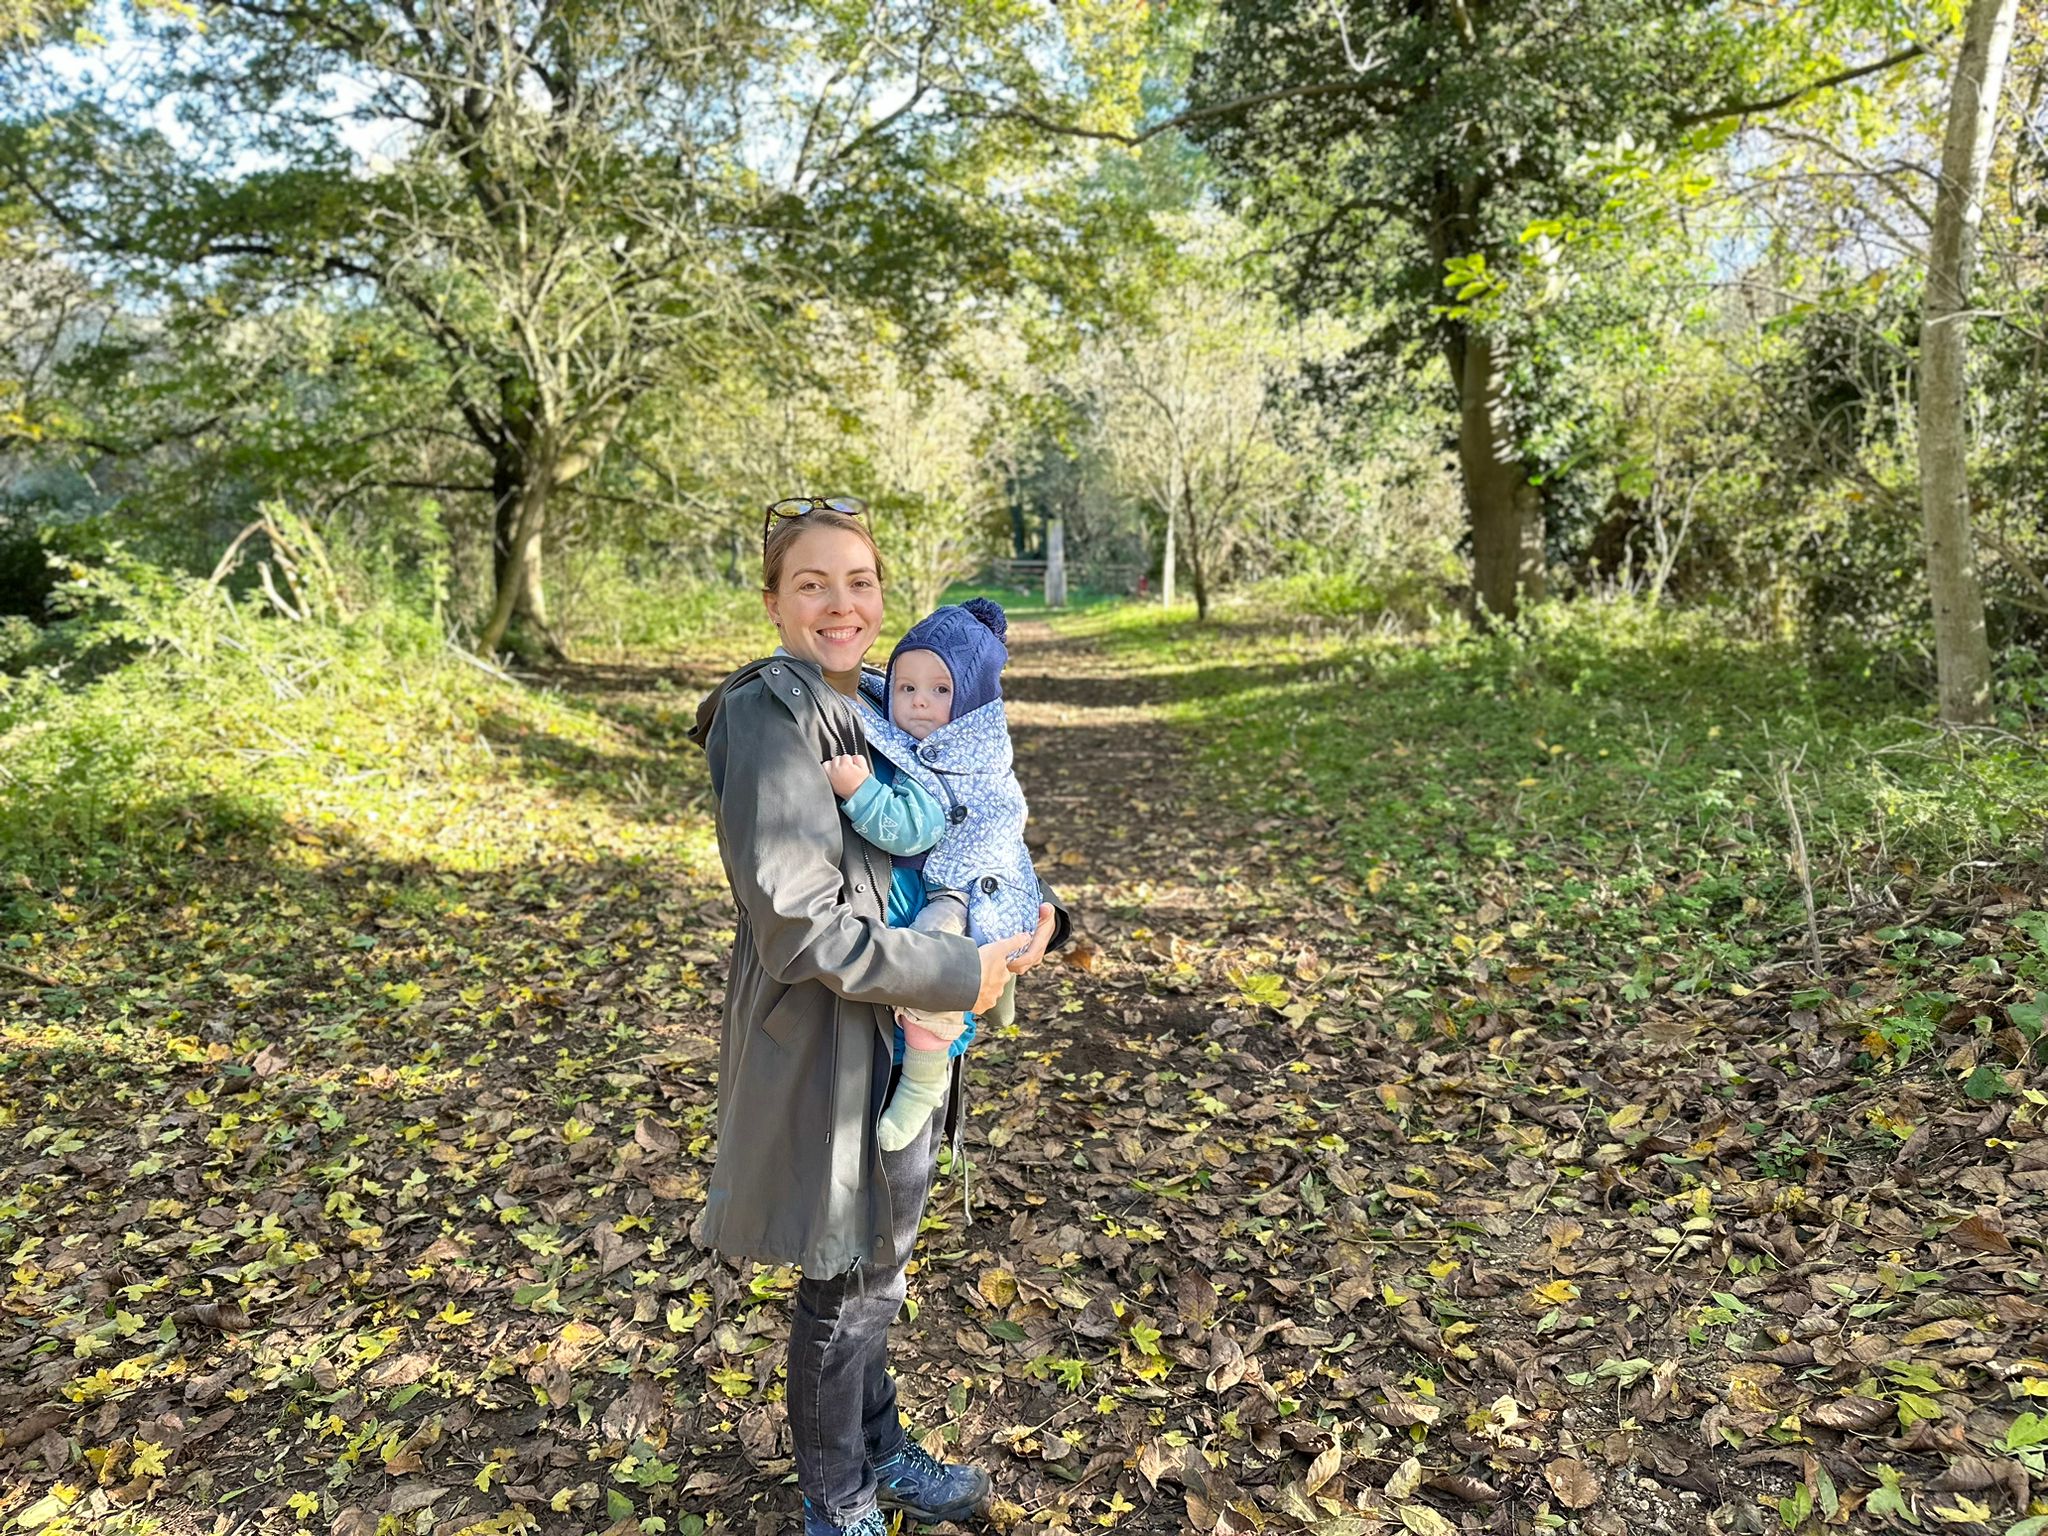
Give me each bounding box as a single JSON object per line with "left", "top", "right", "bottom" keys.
{"left": 824, "top": 754, "right": 870, "bottom": 799}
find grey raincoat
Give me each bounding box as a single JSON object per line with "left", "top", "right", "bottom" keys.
{"left": 690, "top": 655, "right": 982, "bottom": 1276}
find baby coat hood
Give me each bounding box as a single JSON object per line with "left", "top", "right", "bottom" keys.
{"left": 887, "top": 598, "right": 1009, "bottom": 719}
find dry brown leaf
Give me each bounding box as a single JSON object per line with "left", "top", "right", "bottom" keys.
{"left": 1369, "top": 1390, "right": 1441, "bottom": 1428}
{"left": 1805, "top": 1395, "right": 1895, "bottom": 1434}
{"left": 1948, "top": 1212, "right": 2012, "bottom": 1252}
{"left": 634, "top": 1117, "right": 679, "bottom": 1157}
{"left": 1206, "top": 1333, "right": 1246, "bottom": 1394}
{"left": 1303, "top": 1440, "right": 1344, "bottom": 1496}
{"left": 1543, "top": 1457, "right": 1601, "bottom": 1509}
{"left": 1135, "top": 1441, "right": 1178, "bottom": 1492}
{"left": 1424, "top": 1474, "right": 1500, "bottom": 1504}
{"left": 602, "top": 1372, "right": 665, "bottom": 1443}
{"left": 169, "top": 1301, "right": 250, "bottom": 1332}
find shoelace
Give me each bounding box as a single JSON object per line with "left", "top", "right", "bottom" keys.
{"left": 884, "top": 1443, "right": 949, "bottom": 1484}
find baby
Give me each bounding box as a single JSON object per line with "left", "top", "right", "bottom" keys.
{"left": 822, "top": 598, "right": 1041, "bottom": 1151}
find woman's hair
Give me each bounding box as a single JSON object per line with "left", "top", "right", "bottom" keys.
{"left": 761, "top": 509, "right": 885, "bottom": 593}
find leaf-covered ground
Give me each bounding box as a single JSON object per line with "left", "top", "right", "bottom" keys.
{"left": 3, "top": 598, "right": 2047, "bottom": 1536}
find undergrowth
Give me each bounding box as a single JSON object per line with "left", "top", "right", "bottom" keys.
{"left": 1055, "top": 590, "right": 2048, "bottom": 1024}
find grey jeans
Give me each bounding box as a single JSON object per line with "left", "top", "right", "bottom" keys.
{"left": 786, "top": 1076, "right": 945, "bottom": 1524}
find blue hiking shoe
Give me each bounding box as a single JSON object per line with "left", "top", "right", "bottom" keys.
{"left": 802, "top": 1501, "right": 887, "bottom": 1536}
{"left": 873, "top": 1442, "right": 992, "bottom": 1524}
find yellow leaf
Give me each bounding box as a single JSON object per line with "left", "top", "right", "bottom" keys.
{"left": 1535, "top": 1279, "right": 1580, "bottom": 1305}
{"left": 130, "top": 1440, "right": 169, "bottom": 1478}
{"left": 1931, "top": 1496, "right": 1992, "bottom": 1523}
{"left": 1366, "top": 865, "right": 1388, "bottom": 895}
{"left": 1385, "top": 1456, "right": 1422, "bottom": 1498}
{"left": 1607, "top": 1104, "right": 1645, "bottom": 1131}
{"left": 1381, "top": 1283, "right": 1413, "bottom": 1307}
{"left": 1398, "top": 1505, "right": 1458, "bottom": 1536}
{"left": 288, "top": 1491, "right": 321, "bottom": 1519}
{"left": 978, "top": 1269, "right": 1018, "bottom": 1309}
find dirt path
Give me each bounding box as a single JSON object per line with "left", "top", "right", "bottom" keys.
{"left": 903, "top": 618, "right": 2044, "bottom": 1536}
{"left": 4, "top": 620, "right": 2040, "bottom": 1536}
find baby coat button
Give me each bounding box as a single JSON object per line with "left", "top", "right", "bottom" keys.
{"left": 949, "top": 805, "right": 968, "bottom": 824}
{"left": 980, "top": 876, "right": 998, "bottom": 894}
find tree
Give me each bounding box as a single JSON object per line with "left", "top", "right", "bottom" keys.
{"left": 856, "top": 342, "right": 1008, "bottom": 621}
{"left": 1179, "top": 1, "right": 1932, "bottom": 622}
{"left": 1091, "top": 219, "right": 1336, "bottom": 621}
{"left": 4, "top": 0, "right": 1107, "bottom": 656}
{"left": 1917, "top": 0, "right": 2018, "bottom": 725}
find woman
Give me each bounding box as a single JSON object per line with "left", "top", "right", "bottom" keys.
{"left": 690, "top": 498, "right": 1062, "bottom": 1536}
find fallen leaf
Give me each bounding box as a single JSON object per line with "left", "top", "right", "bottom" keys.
{"left": 1948, "top": 1213, "right": 2011, "bottom": 1253}
{"left": 1396, "top": 1505, "right": 1458, "bottom": 1536}
{"left": 1806, "top": 1396, "right": 1894, "bottom": 1434}
{"left": 1544, "top": 1457, "right": 1601, "bottom": 1509}
{"left": 1206, "top": 1333, "right": 1245, "bottom": 1395}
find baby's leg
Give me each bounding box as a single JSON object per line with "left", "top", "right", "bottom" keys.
{"left": 878, "top": 893, "right": 969, "bottom": 1152}
{"left": 896, "top": 893, "right": 970, "bottom": 1043}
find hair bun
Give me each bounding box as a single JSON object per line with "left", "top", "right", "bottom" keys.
{"left": 962, "top": 597, "right": 1008, "bottom": 641}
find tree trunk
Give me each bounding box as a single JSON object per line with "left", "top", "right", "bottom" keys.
{"left": 1455, "top": 330, "right": 1546, "bottom": 623}
{"left": 1162, "top": 475, "right": 1177, "bottom": 609}
{"left": 490, "top": 453, "right": 565, "bottom": 661}
{"left": 480, "top": 441, "right": 558, "bottom": 658}
{"left": 1917, "top": 0, "right": 2014, "bottom": 726}
{"left": 1181, "top": 480, "right": 1210, "bottom": 622}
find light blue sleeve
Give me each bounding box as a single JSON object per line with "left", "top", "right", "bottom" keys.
{"left": 841, "top": 771, "right": 945, "bottom": 855}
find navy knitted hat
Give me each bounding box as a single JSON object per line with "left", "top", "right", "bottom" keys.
{"left": 888, "top": 598, "right": 1009, "bottom": 720}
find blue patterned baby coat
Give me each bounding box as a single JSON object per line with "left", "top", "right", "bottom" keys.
{"left": 856, "top": 696, "right": 1041, "bottom": 947}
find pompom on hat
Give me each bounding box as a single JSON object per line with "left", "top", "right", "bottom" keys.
{"left": 887, "top": 597, "right": 1009, "bottom": 719}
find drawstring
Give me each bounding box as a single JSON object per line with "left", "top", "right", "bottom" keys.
{"left": 951, "top": 1057, "right": 973, "bottom": 1226}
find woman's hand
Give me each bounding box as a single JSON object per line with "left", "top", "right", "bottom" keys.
{"left": 973, "top": 903, "right": 1056, "bottom": 1013}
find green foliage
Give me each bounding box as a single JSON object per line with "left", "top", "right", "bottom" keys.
{"left": 0, "top": 548, "right": 599, "bottom": 883}
{"left": 1064, "top": 590, "right": 2048, "bottom": 1021}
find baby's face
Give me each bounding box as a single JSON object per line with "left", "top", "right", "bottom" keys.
{"left": 891, "top": 649, "right": 954, "bottom": 740}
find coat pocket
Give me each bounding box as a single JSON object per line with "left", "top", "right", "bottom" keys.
{"left": 758, "top": 984, "right": 808, "bottom": 1050}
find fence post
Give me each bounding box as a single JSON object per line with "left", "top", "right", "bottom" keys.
{"left": 1044, "top": 518, "right": 1068, "bottom": 609}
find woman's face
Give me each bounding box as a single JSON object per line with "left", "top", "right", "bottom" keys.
{"left": 763, "top": 524, "right": 884, "bottom": 676}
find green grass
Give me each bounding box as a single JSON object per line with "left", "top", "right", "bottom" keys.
{"left": 1051, "top": 591, "right": 2048, "bottom": 1027}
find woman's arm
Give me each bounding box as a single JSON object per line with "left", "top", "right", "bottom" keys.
{"left": 707, "top": 684, "right": 979, "bottom": 1013}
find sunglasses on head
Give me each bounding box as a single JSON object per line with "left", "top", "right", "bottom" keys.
{"left": 763, "top": 496, "right": 870, "bottom": 550}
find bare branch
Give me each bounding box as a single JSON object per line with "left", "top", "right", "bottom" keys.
{"left": 1677, "top": 42, "right": 1934, "bottom": 126}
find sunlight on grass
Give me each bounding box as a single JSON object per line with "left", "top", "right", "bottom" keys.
{"left": 1054, "top": 592, "right": 2048, "bottom": 1019}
